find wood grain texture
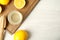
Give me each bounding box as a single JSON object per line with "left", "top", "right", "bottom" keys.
{"left": 1, "top": 0, "right": 39, "bottom": 34}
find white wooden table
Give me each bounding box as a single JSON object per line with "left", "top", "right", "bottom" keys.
{"left": 5, "top": 0, "right": 60, "bottom": 40}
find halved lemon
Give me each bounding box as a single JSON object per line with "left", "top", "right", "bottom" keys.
{"left": 14, "top": 0, "right": 26, "bottom": 9}
{"left": 0, "top": 6, "right": 2, "bottom": 13}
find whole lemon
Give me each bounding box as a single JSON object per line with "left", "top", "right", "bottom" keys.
{"left": 14, "top": 30, "right": 28, "bottom": 40}
{"left": 0, "top": 0, "right": 10, "bottom": 5}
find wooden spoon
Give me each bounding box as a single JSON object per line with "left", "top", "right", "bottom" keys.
{"left": 0, "top": 15, "right": 6, "bottom": 40}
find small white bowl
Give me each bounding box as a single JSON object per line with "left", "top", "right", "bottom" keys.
{"left": 8, "top": 10, "right": 23, "bottom": 25}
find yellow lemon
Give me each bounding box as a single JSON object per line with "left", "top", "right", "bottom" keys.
{"left": 14, "top": 30, "right": 28, "bottom": 40}
{"left": 14, "top": 0, "right": 26, "bottom": 9}
{"left": 0, "top": 0, "right": 10, "bottom": 5}
{"left": 0, "top": 6, "right": 2, "bottom": 13}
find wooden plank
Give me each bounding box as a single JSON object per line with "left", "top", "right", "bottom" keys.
{"left": 2, "top": 0, "right": 39, "bottom": 34}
